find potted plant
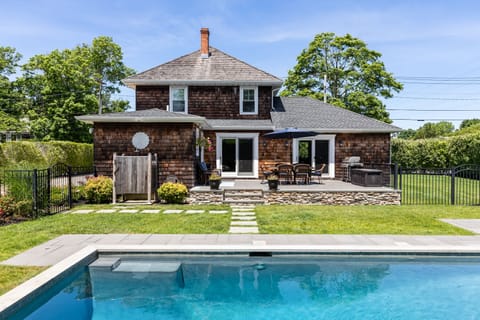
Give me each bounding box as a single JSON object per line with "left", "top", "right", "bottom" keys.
{"left": 267, "top": 175, "right": 279, "bottom": 190}
{"left": 209, "top": 172, "right": 222, "bottom": 190}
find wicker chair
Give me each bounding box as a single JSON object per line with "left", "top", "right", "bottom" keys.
{"left": 311, "top": 163, "right": 326, "bottom": 184}
{"left": 294, "top": 163, "right": 311, "bottom": 184}
{"left": 277, "top": 163, "right": 294, "bottom": 184}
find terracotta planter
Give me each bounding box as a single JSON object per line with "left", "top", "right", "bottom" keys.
{"left": 268, "top": 179, "right": 279, "bottom": 190}
{"left": 210, "top": 179, "right": 221, "bottom": 190}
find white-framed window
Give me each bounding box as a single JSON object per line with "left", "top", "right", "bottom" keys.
{"left": 240, "top": 86, "right": 258, "bottom": 114}
{"left": 169, "top": 86, "right": 188, "bottom": 113}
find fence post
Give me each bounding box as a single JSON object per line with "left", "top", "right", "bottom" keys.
{"left": 67, "top": 166, "right": 73, "bottom": 208}
{"left": 450, "top": 167, "right": 455, "bottom": 205}
{"left": 393, "top": 163, "right": 399, "bottom": 190}
{"left": 47, "top": 167, "right": 51, "bottom": 214}
{"left": 32, "top": 169, "right": 38, "bottom": 218}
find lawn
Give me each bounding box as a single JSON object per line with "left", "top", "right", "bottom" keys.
{"left": 401, "top": 174, "right": 480, "bottom": 205}
{"left": 256, "top": 205, "right": 480, "bottom": 234}
{"left": 1, "top": 203, "right": 480, "bottom": 295}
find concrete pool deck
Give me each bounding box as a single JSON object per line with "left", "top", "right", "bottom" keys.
{"left": 5, "top": 233, "right": 480, "bottom": 267}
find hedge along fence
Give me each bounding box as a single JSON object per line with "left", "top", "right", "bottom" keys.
{"left": 392, "top": 132, "right": 480, "bottom": 168}
{"left": 0, "top": 141, "right": 93, "bottom": 169}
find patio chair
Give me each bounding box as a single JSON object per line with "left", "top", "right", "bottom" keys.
{"left": 277, "top": 163, "right": 293, "bottom": 184}
{"left": 294, "top": 163, "right": 311, "bottom": 184}
{"left": 311, "top": 163, "right": 326, "bottom": 184}
{"left": 197, "top": 161, "right": 212, "bottom": 185}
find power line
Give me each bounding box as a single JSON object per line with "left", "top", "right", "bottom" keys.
{"left": 387, "top": 108, "right": 480, "bottom": 111}
{"left": 392, "top": 118, "right": 470, "bottom": 121}
{"left": 393, "top": 96, "right": 480, "bottom": 101}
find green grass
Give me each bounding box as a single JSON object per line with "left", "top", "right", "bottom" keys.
{"left": 1, "top": 203, "right": 480, "bottom": 295}
{"left": 256, "top": 205, "right": 480, "bottom": 234}
{"left": 401, "top": 174, "right": 480, "bottom": 205}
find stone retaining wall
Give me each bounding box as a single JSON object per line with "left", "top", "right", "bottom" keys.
{"left": 188, "top": 189, "right": 401, "bottom": 205}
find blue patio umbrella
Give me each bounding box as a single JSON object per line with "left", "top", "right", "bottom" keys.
{"left": 263, "top": 128, "right": 319, "bottom": 139}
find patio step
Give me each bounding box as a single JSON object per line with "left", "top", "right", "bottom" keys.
{"left": 223, "top": 199, "right": 265, "bottom": 205}
{"left": 223, "top": 189, "right": 265, "bottom": 205}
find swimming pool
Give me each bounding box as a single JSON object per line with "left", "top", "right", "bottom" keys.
{"left": 8, "top": 254, "right": 480, "bottom": 319}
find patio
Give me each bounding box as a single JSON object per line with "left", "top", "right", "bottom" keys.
{"left": 189, "top": 179, "right": 400, "bottom": 205}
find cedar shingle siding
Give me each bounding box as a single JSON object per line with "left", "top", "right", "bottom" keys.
{"left": 136, "top": 85, "right": 272, "bottom": 119}
{"left": 93, "top": 123, "right": 197, "bottom": 187}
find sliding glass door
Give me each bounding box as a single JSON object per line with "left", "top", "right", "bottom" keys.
{"left": 217, "top": 133, "right": 258, "bottom": 177}
{"left": 294, "top": 135, "right": 335, "bottom": 177}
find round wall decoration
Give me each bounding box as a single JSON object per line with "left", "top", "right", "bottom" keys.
{"left": 132, "top": 132, "right": 150, "bottom": 150}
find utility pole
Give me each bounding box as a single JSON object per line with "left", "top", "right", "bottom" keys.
{"left": 323, "top": 74, "right": 327, "bottom": 103}
{"left": 98, "top": 79, "right": 103, "bottom": 114}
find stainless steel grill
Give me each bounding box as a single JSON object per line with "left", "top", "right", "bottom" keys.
{"left": 341, "top": 156, "right": 363, "bottom": 182}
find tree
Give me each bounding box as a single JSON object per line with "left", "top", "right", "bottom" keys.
{"left": 282, "top": 32, "right": 403, "bottom": 123}
{"left": 19, "top": 36, "right": 134, "bottom": 142}
{"left": 396, "top": 128, "right": 416, "bottom": 140}
{"left": 413, "top": 121, "right": 454, "bottom": 139}
{"left": 0, "top": 46, "right": 26, "bottom": 117}
{"left": 460, "top": 119, "right": 480, "bottom": 129}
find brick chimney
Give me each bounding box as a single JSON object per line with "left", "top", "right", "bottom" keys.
{"left": 200, "top": 28, "right": 210, "bottom": 59}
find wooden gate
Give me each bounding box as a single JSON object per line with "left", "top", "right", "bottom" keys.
{"left": 112, "top": 153, "right": 158, "bottom": 203}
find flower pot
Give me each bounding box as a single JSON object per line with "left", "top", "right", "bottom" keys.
{"left": 268, "top": 179, "right": 279, "bottom": 190}
{"left": 210, "top": 179, "right": 221, "bottom": 190}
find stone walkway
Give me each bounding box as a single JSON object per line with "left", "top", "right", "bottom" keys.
{"left": 229, "top": 205, "right": 259, "bottom": 234}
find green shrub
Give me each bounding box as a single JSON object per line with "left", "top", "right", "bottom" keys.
{"left": 0, "top": 141, "right": 93, "bottom": 170}
{"left": 83, "top": 176, "right": 113, "bottom": 204}
{"left": 157, "top": 182, "right": 188, "bottom": 204}
{"left": 0, "top": 196, "right": 16, "bottom": 217}
{"left": 392, "top": 132, "right": 480, "bottom": 168}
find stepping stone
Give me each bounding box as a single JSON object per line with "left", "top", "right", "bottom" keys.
{"left": 231, "top": 216, "right": 256, "bottom": 221}
{"left": 185, "top": 210, "right": 205, "bottom": 214}
{"left": 229, "top": 226, "right": 259, "bottom": 234}
{"left": 96, "top": 209, "right": 117, "bottom": 213}
{"left": 72, "top": 209, "right": 94, "bottom": 214}
{"left": 163, "top": 209, "right": 184, "bottom": 214}
{"left": 231, "top": 221, "right": 258, "bottom": 226}
{"left": 141, "top": 209, "right": 161, "bottom": 214}
{"left": 232, "top": 212, "right": 256, "bottom": 216}
{"left": 231, "top": 208, "right": 256, "bottom": 212}
{"left": 209, "top": 210, "right": 229, "bottom": 214}
{"left": 119, "top": 209, "right": 139, "bottom": 213}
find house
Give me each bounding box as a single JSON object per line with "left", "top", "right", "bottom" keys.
{"left": 77, "top": 28, "right": 400, "bottom": 188}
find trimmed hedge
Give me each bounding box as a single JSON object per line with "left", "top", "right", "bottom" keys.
{"left": 392, "top": 132, "right": 480, "bottom": 168}
{"left": 0, "top": 141, "right": 93, "bottom": 169}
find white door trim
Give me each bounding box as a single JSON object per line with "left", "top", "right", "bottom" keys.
{"left": 292, "top": 134, "right": 336, "bottom": 178}
{"left": 215, "top": 132, "right": 259, "bottom": 178}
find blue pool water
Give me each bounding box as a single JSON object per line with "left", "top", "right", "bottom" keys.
{"left": 10, "top": 255, "right": 480, "bottom": 319}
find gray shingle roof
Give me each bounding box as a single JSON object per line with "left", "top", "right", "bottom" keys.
{"left": 76, "top": 108, "right": 206, "bottom": 124}
{"left": 206, "top": 119, "right": 273, "bottom": 130}
{"left": 271, "top": 97, "right": 402, "bottom": 133}
{"left": 123, "top": 47, "right": 283, "bottom": 87}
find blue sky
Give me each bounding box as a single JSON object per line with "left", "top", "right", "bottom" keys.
{"left": 2, "top": 0, "right": 480, "bottom": 129}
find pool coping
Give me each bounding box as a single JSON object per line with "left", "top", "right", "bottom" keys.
{"left": 4, "top": 242, "right": 480, "bottom": 317}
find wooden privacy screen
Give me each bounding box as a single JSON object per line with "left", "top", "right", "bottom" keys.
{"left": 112, "top": 153, "right": 158, "bottom": 204}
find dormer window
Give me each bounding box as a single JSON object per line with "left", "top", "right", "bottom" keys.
{"left": 240, "top": 86, "right": 258, "bottom": 115}
{"left": 170, "top": 86, "right": 188, "bottom": 113}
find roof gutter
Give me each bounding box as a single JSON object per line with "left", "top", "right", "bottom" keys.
{"left": 75, "top": 115, "right": 208, "bottom": 126}
{"left": 274, "top": 127, "right": 402, "bottom": 133}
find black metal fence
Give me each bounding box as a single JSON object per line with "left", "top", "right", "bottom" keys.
{"left": 399, "top": 164, "right": 480, "bottom": 205}
{"left": 0, "top": 164, "right": 96, "bottom": 217}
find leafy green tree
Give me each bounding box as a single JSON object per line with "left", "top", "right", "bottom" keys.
{"left": 0, "top": 46, "right": 26, "bottom": 117}
{"left": 460, "top": 119, "right": 480, "bottom": 129}
{"left": 413, "top": 121, "right": 454, "bottom": 139}
{"left": 19, "top": 36, "right": 134, "bottom": 142}
{"left": 282, "top": 32, "right": 403, "bottom": 123}
{"left": 396, "top": 128, "right": 416, "bottom": 140}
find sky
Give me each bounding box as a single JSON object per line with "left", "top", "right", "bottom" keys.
{"left": 2, "top": 0, "right": 480, "bottom": 130}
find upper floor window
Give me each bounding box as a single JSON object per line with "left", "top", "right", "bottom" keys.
{"left": 170, "top": 86, "right": 188, "bottom": 113}
{"left": 240, "top": 86, "right": 258, "bottom": 115}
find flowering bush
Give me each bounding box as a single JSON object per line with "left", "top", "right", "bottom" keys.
{"left": 157, "top": 182, "right": 188, "bottom": 204}
{"left": 196, "top": 137, "right": 214, "bottom": 152}
{"left": 83, "top": 176, "right": 113, "bottom": 204}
